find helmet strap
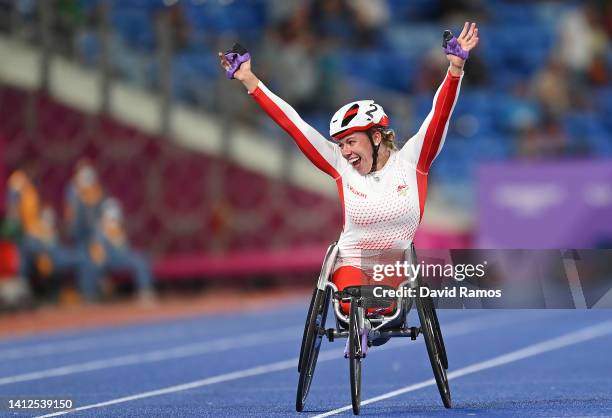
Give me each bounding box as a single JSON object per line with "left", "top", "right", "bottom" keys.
{"left": 367, "top": 130, "right": 380, "bottom": 174}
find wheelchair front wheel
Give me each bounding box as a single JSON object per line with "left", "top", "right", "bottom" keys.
{"left": 296, "top": 287, "right": 330, "bottom": 412}
{"left": 349, "top": 298, "right": 362, "bottom": 415}
{"left": 298, "top": 289, "right": 317, "bottom": 373}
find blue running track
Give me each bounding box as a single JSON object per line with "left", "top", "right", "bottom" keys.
{"left": 1, "top": 302, "right": 611, "bottom": 417}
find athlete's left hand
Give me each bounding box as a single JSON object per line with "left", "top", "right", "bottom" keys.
{"left": 447, "top": 21, "right": 479, "bottom": 68}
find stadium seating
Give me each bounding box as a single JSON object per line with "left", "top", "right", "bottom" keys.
{"left": 3, "top": 0, "right": 610, "bottom": 275}
{"left": 0, "top": 85, "right": 341, "bottom": 260}
{"left": 72, "top": 0, "right": 610, "bottom": 181}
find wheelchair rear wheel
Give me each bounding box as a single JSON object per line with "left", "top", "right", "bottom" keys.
{"left": 416, "top": 290, "right": 451, "bottom": 408}
{"left": 422, "top": 292, "right": 448, "bottom": 369}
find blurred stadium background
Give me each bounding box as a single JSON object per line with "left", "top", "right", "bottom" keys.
{"left": 0, "top": 0, "right": 610, "bottom": 320}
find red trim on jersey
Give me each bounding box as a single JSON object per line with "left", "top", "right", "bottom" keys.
{"left": 251, "top": 86, "right": 339, "bottom": 179}
{"left": 415, "top": 72, "right": 460, "bottom": 220}
{"left": 416, "top": 73, "right": 459, "bottom": 173}
{"left": 336, "top": 178, "right": 345, "bottom": 231}
{"left": 416, "top": 171, "right": 428, "bottom": 223}
{"left": 251, "top": 85, "right": 346, "bottom": 230}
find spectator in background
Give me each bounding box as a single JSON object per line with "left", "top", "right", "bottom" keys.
{"left": 2, "top": 0, "right": 37, "bottom": 41}
{"left": 555, "top": 3, "right": 610, "bottom": 114}
{"left": 415, "top": 47, "right": 450, "bottom": 93}
{"left": 266, "top": 0, "right": 303, "bottom": 26}
{"left": 65, "top": 159, "right": 104, "bottom": 249}
{"left": 5, "top": 165, "right": 90, "bottom": 299}
{"left": 26, "top": 204, "right": 91, "bottom": 297}
{"left": 530, "top": 57, "right": 572, "bottom": 119}
{"left": 85, "top": 197, "right": 155, "bottom": 303}
{"left": 303, "top": 1, "right": 347, "bottom": 112}
{"left": 585, "top": 52, "right": 609, "bottom": 88}
{"left": 75, "top": 6, "right": 102, "bottom": 68}
{"left": 517, "top": 117, "right": 569, "bottom": 159}
{"left": 309, "top": 0, "right": 354, "bottom": 46}
{"left": 260, "top": 9, "right": 319, "bottom": 113}
{"left": 497, "top": 80, "right": 541, "bottom": 134}
{"left": 558, "top": 2, "right": 608, "bottom": 77}
{"left": 6, "top": 163, "right": 41, "bottom": 280}
{"left": 346, "top": 0, "right": 389, "bottom": 48}
{"left": 54, "top": 0, "right": 84, "bottom": 56}
{"left": 155, "top": 0, "right": 191, "bottom": 52}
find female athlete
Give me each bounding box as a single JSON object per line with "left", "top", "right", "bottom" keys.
{"left": 219, "top": 22, "right": 479, "bottom": 312}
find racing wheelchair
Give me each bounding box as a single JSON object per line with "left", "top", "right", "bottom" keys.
{"left": 296, "top": 242, "right": 450, "bottom": 415}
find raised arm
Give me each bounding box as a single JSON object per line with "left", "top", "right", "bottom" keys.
{"left": 400, "top": 70, "right": 463, "bottom": 173}
{"left": 400, "top": 22, "right": 479, "bottom": 173}
{"left": 218, "top": 47, "right": 343, "bottom": 179}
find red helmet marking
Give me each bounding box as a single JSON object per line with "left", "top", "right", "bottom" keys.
{"left": 343, "top": 107, "right": 359, "bottom": 120}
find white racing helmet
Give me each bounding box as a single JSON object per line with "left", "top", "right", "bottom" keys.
{"left": 329, "top": 100, "right": 390, "bottom": 140}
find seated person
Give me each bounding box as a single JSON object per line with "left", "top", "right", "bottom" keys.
{"left": 65, "top": 159, "right": 104, "bottom": 248}
{"left": 85, "top": 197, "right": 155, "bottom": 301}
{"left": 6, "top": 167, "right": 88, "bottom": 298}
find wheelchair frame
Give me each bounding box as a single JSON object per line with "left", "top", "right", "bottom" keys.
{"left": 296, "top": 241, "right": 451, "bottom": 415}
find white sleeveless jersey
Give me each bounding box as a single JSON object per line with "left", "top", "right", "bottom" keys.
{"left": 251, "top": 70, "right": 463, "bottom": 269}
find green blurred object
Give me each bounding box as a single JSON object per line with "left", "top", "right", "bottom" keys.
{"left": 58, "top": 0, "right": 84, "bottom": 24}
{"left": 0, "top": 218, "right": 22, "bottom": 240}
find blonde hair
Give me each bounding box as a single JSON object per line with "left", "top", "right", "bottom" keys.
{"left": 368, "top": 127, "right": 398, "bottom": 151}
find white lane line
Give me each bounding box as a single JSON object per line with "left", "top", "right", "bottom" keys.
{"left": 0, "top": 326, "right": 300, "bottom": 386}
{"left": 0, "top": 326, "right": 216, "bottom": 361}
{"left": 33, "top": 311, "right": 548, "bottom": 417}
{"left": 311, "top": 319, "right": 612, "bottom": 418}
{"left": 0, "top": 305, "right": 307, "bottom": 360}
{"left": 0, "top": 316, "right": 306, "bottom": 362}
{"left": 0, "top": 308, "right": 491, "bottom": 361}
{"left": 0, "top": 307, "right": 509, "bottom": 383}
{"left": 34, "top": 356, "right": 304, "bottom": 418}
{"left": 1, "top": 310, "right": 517, "bottom": 386}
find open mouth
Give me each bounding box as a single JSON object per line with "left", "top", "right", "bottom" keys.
{"left": 348, "top": 156, "right": 361, "bottom": 167}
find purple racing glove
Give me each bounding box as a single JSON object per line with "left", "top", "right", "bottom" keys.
{"left": 224, "top": 43, "right": 251, "bottom": 80}
{"left": 442, "top": 30, "right": 469, "bottom": 61}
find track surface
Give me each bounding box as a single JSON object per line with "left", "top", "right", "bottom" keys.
{"left": 1, "top": 302, "right": 611, "bottom": 417}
